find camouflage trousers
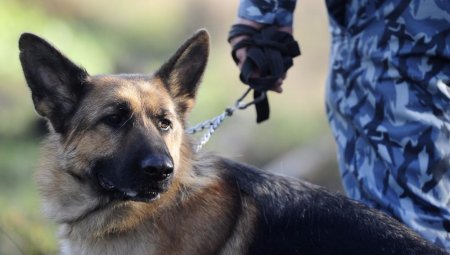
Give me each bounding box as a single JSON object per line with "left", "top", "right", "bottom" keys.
{"left": 326, "top": 14, "right": 450, "bottom": 250}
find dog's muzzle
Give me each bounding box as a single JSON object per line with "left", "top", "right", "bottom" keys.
{"left": 97, "top": 173, "right": 172, "bottom": 202}
{"left": 93, "top": 154, "right": 174, "bottom": 203}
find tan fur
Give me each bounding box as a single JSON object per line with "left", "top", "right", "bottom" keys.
{"left": 35, "top": 76, "right": 258, "bottom": 255}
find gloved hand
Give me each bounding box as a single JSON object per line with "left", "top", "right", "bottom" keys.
{"left": 229, "top": 18, "right": 294, "bottom": 93}
{"left": 228, "top": 18, "right": 300, "bottom": 122}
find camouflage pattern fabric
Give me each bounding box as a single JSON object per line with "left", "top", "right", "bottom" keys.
{"left": 238, "top": 0, "right": 297, "bottom": 26}
{"left": 238, "top": 0, "right": 450, "bottom": 250}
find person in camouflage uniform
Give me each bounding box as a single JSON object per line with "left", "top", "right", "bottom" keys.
{"left": 232, "top": 0, "right": 450, "bottom": 250}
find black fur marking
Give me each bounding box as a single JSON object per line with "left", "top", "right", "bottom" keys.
{"left": 19, "top": 33, "right": 88, "bottom": 133}
{"left": 101, "top": 102, "right": 133, "bottom": 130}
{"left": 219, "top": 158, "right": 447, "bottom": 255}
{"left": 90, "top": 126, "right": 173, "bottom": 202}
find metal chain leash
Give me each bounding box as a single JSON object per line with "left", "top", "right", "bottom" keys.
{"left": 186, "top": 88, "right": 266, "bottom": 152}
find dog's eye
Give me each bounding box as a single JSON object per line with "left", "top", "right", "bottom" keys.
{"left": 158, "top": 119, "right": 172, "bottom": 131}
{"left": 104, "top": 114, "right": 126, "bottom": 128}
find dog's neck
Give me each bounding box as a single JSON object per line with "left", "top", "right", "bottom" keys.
{"left": 54, "top": 158, "right": 240, "bottom": 255}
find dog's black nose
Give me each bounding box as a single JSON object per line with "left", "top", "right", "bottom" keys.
{"left": 140, "top": 155, "right": 174, "bottom": 176}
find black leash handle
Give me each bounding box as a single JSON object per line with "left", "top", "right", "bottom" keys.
{"left": 228, "top": 24, "right": 301, "bottom": 123}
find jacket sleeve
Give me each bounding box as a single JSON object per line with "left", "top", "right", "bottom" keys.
{"left": 238, "top": 0, "right": 297, "bottom": 26}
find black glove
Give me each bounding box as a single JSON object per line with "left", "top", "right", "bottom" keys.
{"left": 228, "top": 24, "right": 301, "bottom": 123}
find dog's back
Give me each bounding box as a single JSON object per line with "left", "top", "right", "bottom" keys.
{"left": 217, "top": 157, "right": 446, "bottom": 255}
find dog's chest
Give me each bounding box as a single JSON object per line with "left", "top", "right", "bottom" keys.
{"left": 59, "top": 227, "right": 159, "bottom": 255}
{"left": 60, "top": 237, "right": 159, "bottom": 255}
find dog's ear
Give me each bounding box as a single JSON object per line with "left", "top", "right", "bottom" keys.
{"left": 19, "top": 33, "right": 88, "bottom": 133}
{"left": 156, "top": 29, "right": 209, "bottom": 116}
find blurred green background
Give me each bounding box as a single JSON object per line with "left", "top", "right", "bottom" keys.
{"left": 0, "top": 0, "right": 337, "bottom": 254}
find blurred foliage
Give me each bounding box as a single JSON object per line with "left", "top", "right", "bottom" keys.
{"left": 0, "top": 0, "right": 331, "bottom": 253}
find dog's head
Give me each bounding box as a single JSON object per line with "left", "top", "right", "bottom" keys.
{"left": 19, "top": 31, "right": 209, "bottom": 204}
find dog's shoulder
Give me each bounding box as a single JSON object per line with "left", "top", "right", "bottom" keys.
{"left": 215, "top": 156, "right": 335, "bottom": 210}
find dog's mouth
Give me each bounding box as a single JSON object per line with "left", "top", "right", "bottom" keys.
{"left": 97, "top": 174, "right": 169, "bottom": 203}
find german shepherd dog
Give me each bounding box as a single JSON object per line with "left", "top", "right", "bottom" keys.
{"left": 19, "top": 31, "right": 447, "bottom": 255}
